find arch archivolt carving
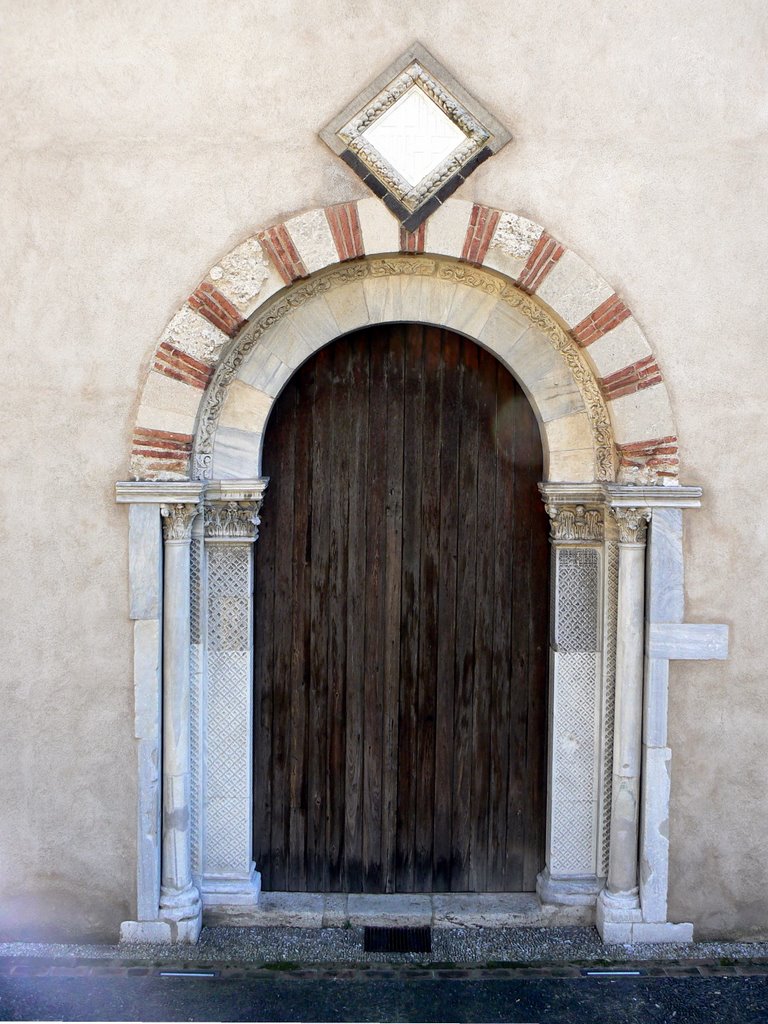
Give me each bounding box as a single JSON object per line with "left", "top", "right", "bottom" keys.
{"left": 194, "top": 255, "right": 615, "bottom": 484}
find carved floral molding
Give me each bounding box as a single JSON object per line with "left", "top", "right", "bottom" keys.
{"left": 193, "top": 256, "right": 616, "bottom": 484}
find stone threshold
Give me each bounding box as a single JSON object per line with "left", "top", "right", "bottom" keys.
{"left": 203, "top": 892, "right": 594, "bottom": 929}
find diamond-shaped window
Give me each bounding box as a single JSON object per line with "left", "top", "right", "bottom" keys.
{"left": 321, "top": 44, "right": 511, "bottom": 232}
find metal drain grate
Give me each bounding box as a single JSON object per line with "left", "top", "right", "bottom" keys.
{"left": 363, "top": 925, "right": 432, "bottom": 953}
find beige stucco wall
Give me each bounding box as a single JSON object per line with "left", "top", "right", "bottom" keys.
{"left": 1, "top": 0, "right": 766, "bottom": 940}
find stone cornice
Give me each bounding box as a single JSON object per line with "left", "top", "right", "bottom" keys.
{"left": 540, "top": 482, "right": 703, "bottom": 510}
{"left": 116, "top": 481, "right": 204, "bottom": 505}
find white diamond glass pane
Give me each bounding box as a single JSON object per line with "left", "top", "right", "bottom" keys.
{"left": 361, "top": 86, "right": 467, "bottom": 187}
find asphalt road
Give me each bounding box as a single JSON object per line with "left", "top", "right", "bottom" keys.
{"left": 1, "top": 965, "right": 767, "bottom": 1023}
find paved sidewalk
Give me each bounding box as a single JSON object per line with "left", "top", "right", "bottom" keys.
{"left": 2, "top": 928, "right": 768, "bottom": 1023}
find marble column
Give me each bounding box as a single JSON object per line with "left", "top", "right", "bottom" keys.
{"left": 596, "top": 505, "right": 650, "bottom": 941}
{"left": 199, "top": 480, "right": 268, "bottom": 907}
{"left": 158, "top": 501, "right": 203, "bottom": 942}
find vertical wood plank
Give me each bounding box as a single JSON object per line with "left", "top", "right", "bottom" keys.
{"left": 523, "top": 395, "right": 549, "bottom": 890}
{"left": 487, "top": 363, "right": 516, "bottom": 889}
{"left": 307, "top": 346, "right": 332, "bottom": 890}
{"left": 252, "top": 388, "right": 280, "bottom": 887}
{"left": 469, "top": 348, "right": 498, "bottom": 891}
{"left": 395, "top": 323, "right": 425, "bottom": 892}
{"left": 432, "top": 328, "right": 460, "bottom": 891}
{"left": 287, "top": 365, "right": 313, "bottom": 889}
{"left": 413, "top": 326, "right": 442, "bottom": 891}
{"left": 381, "top": 325, "right": 405, "bottom": 893}
{"left": 362, "top": 328, "right": 387, "bottom": 891}
{"left": 451, "top": 338, "right": 479, "bottom": 891}
{"left": 326, "top": 339, "right": 351, "bottom": 890}
{"left": 343, "top": 335, "right": 369, "bottom": 892}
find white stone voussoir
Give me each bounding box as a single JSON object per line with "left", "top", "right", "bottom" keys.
{"left": 218, "top": 380, "right": 272, "bottom": 435}
{"left": 535, "top": 248, "right": 615, "bottom": 328}
{"left": 356, "top": 197, "right": 400, "bottom": 254}
{"left": 583, "top": 316, "right": 653, "bottom": 380}
{"left": 284, "top": 208, "right": 339, "bottom": 275}
{"left": 483, "top": 211, "right": 545, "bottom": 281}
{"left": 136, "top": 370, "right": 202, "bottom": 436}
{"left": 608, "top": 384, "right": 676, "bottom": 447}
{"left": 424, "top": 198, "right": 474, "bottom": 258}
{"left": 159, "top": 304, "right": 228, "bottom": 364}
{"left": 208, "top": 236, "right": 284, "bottom": 316}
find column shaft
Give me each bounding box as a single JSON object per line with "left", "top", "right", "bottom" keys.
{"left": 158, "top": 502, "right": 202, "bottom": 942}
{"left": 607, "top": 537, "right": 646, "bottom": 895}
{"left": 597, "top": 506, "right": 650, "bottom": 938}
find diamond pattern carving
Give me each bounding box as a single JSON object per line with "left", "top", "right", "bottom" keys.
{"left": 550, "top": 651, "right": 599, "bottom": 874}
{"left": 555, "top": 549, "right": 599, "bottom": 653}
{"left": 203, "top": 545, "right": 252, "bottom": 875}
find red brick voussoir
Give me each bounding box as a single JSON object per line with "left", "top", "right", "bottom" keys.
{"left": 257, "top": 224, "right": 309, "bottom": 284}
{"left": 188, "top": 283, "right": 246, "bottom": 338}
{"left": 517, "top": 232, "right": 565, "bottom": 294}
{"left": 599, "top": 356, "right": 663, "bottom": 401}
{"left": 153, "top": 342, "right": 214, "bottom": 390}
{"left": 326, "top": 202, "right": 364, "bottom": 261}
{"left": 617, "top": 436, "right": 679, "bottom": 478}
{"left": 399, "top": 222, "right": 426, "bottom": 254}
{"left": 571, "top": 294, "right": 631, "bottom": 347}
{"left": 461, "top": 204, "right": 501, "bottom": 265}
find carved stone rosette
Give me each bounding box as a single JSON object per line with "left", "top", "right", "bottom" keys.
{"left": 204, "top": 500, "right": 263, "bottom": 541}
{"left": 611, "top": 507, "right": 651, "bottom": 545}
{"left": 160, "top": 502, "right": 199, "bottom": 542}
{"left": 546, "top": 503, "right": 604, "bottom": 542}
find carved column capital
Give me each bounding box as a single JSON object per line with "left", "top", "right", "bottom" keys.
{"left": 160, "top": 502, "right": 199, "bottom": 542}
{"left": 204, "top": 500, "right": 263, "bottom": 541}
{"left": 611, "top": 506, "right": 651, "bottom": 545}
{"left": 545, "top": 503, "right": 604, "bottom": 542}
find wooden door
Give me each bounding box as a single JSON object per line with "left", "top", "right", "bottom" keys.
{"left": 253, "top": 324, "right": 549, "bottom": 892}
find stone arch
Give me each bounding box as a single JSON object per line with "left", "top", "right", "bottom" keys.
{"left": 130, "top": 198, "right": 678, "bottom": 487}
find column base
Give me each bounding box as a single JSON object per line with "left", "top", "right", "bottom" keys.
{"left": 119, "top": 919, "right": 174, "bottom": 944}
{"left": 158, "top": 881, "right": 203, "bottom": 943}
{"left": 201, "top": 864, "right": 262, "bottom": 907}
{"left": 537, "top": 869, "right": 604, "bottom": 907}
{"left": 596, "top": 887, "right": 641, "bottom": 942}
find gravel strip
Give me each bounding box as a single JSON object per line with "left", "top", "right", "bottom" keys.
{"left": 2, "top": 926, "right": 768, "bottom": 966}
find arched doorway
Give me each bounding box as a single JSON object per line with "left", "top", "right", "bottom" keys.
{"left": 253, "top": 323, "right": 549, "bottom": 893}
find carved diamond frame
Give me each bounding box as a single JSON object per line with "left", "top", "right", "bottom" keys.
{"left": 320, "top": 44, "right": 512, "bottom": 230}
